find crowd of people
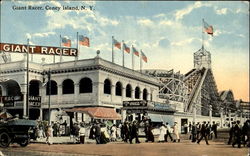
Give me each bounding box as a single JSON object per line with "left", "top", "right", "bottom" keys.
{"left": 227, "top": 120, "right": 250, "bottom": 148}
{"left": 33, "top": 118, "right": 250, "bottom": 147}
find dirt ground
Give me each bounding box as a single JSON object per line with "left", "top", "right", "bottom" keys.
{"left": 1, "top": 140, "right": 249, "bottom": 156}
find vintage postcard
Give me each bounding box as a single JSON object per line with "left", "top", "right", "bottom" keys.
{"left": 0, "top": 1, "right": 249, "bottom": 156}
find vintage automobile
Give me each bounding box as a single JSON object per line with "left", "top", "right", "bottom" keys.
{"left": 0, "top": 119, "right": 37, "bottom": 148}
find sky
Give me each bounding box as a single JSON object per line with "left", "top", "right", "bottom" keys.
{"left": 0, "top": 1, "right": 249, "bottom": 101}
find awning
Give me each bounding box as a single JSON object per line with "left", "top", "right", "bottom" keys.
{"left": 148, "top": 113, "right": 174, "bottom": 125}
{"left": 65, "top": 107, "right": 122, "bottom": 120}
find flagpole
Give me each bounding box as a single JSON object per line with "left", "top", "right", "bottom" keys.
{"left": 132, "top": 45, "right": 134, "bottom": 70}
{"left": 26, "top": 38, "right": 30, "bottom": 119}
{"left": 60, "top": 35, "right": 62, "bottom": 62}
{"left": 112, "top": 36, "right": 114, "bottom": 63}
{"left": 202, "top": 18, "right": 204, "bottom": 50}
{"left": 140, "top": 50, "right": 142, "bottom": 73}
{"left": 122, "top": 40, "right": 125, "bottom": 67}
{"left": 76, "top": 32, "right": 79, "bottom": 61}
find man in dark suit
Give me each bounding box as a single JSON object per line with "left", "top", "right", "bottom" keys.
{"left": 232, "top": 120, "right": 242, "bottom": 148}
{"left": 129, "top": 121, "right": 140, "bottom": 144}
{"left": 94, "top": 122, "right": 101, "bottom": 144}
{"left": 211, "top": 121, "right": 218, "bottom": 139}
{"left": 197, "top": 121, "right": 209, "bottom": 145}
{"left": 228, "top": 121, "right": 236, "bottom": 145}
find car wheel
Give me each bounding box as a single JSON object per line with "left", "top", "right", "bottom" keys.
{"left": 19, "top": 138, "right": 29, "bottom": 147}
{"left": 0, "top": 132, "right": 10, "bottom": 148}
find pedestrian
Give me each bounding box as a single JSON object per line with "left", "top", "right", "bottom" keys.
{"left": 206, "top": 122, "right": 211, "bottom": 140}
{"left": 94, "top": 122, "right": 101, "bottom": 144}
{"left": 191, "top": 122, "right": 197, "bottom": 142}
{"left": 111, "top": 124, "right": 117, "bottom": 142}
{"left": 73, "top": 123, "right": 80, "bottom": 143}
{"left": 188, "top": 122, "right": 192, "bottom": 133}
{"left": 196, "top": 122, "right": 201, "bottom": 140}
{"left": 241, "top": 120, "right": 250, "bottom": 147}
{"left": 123, "top": 121, "right": 130, "bottom": 142}
{"left": 228, "top": 121, "right": 236, "bottom": 145}
{"left": 147, "top": 122, "right": 155, "bottom": 142}
{"left": 197, "top": 121, "right": 209, "bottom": 145}
{"left": 165, "top": 122, "right": 173, "bottom": 142}
{"left": 232, "top": 120, "right": 242, "bottom": 148}
{"left": 79, "top": 123, "right": 86, "bottom": 144}
{"left": 129, "top": 121, "right": 140, "bottom": 144}
{"left": 211, "top": 121, "right": 217, "bottom": 139}
{"left": 158, "top": 123, "right": 166, "bottom": 142}
{"left": 172, "top": 122, "right": 180, "bottom": 142}
{"left": 46, "top": 125, "right": 53, "bottom": 145}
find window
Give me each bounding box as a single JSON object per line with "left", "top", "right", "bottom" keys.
{"left": 46, "top": 80, "right": 58, "bottom": 95}
{"left": 62, "top": 79, "right": 74, "bottom": 94}
{"left": 143, "top": 88, "right": 148, "bottom": 100}
{"left": 135, "top": 86, "right": 140, "bottom": 99}
{"left": 115, "top": 82, "right": 122, "bottom": 96}
{"left": 126, "top": 84, "right": 132, "bottom": 98}
{"left": 79, "top": 77, "right": 92, "bottom": 93}
{"left": 29, "top": 80, "right": 40, "bottom": 96}
{"left": 104, "top": 79, "right": 111, "bottom": 94}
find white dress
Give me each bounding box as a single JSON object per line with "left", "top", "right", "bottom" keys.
{"left": 111, "top": 126, "right": 117, "bottom": 140}
{"left": 158, "top": 126, "right": 166, "bottom": 141}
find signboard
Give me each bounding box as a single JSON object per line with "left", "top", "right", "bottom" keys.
{"left": 29, "top": 96, "right": 41, "bottom": 107}
{"left": 123, "top": 100, "right": 147, "bottom": 107}
{"left": 0, "top": 43, "right": 77, "bottom": 56}
{"left": 0, "top": 95, "right": 41, "bottom": 107}
{"left": 0, "top": 96, "right": 23, "bottom": 107}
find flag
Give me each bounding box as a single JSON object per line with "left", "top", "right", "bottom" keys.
{"left": 132, "top": 47, "right": 139, "bottom": 57}
{"left": 123, "top": 43, "right": 130, "bottom": 53}
{"left": 62, "top": 37, "right": 71, "bottom": 47}
{"left": 79, "top": 35, "right": 90, "bottom": 47}
{"left": 203, "top": 20, "right": 213, "bottom": 36}
{"left": 113, "top": 38, "right": 121, "bottom": 49}
{"left": 141, "top": 51, "right": 148, "bottom": 63}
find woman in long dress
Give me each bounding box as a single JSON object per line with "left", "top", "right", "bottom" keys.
{"left": 158, "top": 123, "right": 166, "bottom": 142}
{"left": 173, "top": 122, "right": 180, "bottom": 142}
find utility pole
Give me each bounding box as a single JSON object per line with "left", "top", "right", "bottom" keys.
{"left": 48, "top": 68, "right": 51, "bottom": 124}
{"left": 26, "top": 39, "right": 30, "bottom": 119}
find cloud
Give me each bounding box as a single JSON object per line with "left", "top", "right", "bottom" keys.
{"left": 32, "top": 32, "right": 56, "bottom": 38}
{"left": 216, "top": 8, "right": 228, "bottom": 15}
{"left": 175, "top": 2, "right": 209, "bottom": 20}
{"left": 137, "top": 19, "right": 153, "bottom": 26}
{"left": 159, "top": 20, "right": 174, "bottom": 26}
{"left": 171, "top": 38, "right": 198, "bottom": 46}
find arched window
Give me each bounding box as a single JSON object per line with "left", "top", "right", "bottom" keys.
{"left": 104, "top": 79, "right": 111, "bottom": 94}
{"left": 46, "top": 80, "right": 58, "bottom": 95}
{"left": 126, "top": 84, "right": 132, "bottom": 98}
{"left": 0, "top": 86, "right": 2, "bottom": 96}
{"left": 135, "top": 86, "right": 140, "bottom": 99}
{"left": 29, "top": 80, "right": 40, "bottom": 96}
{"left": 143, "top": 88, "right": 148, "bottom": 101}
{"left": 79, "top": 77, "right": 92, "bottom": 93}
{"left": 115, "top": 82, "right": 122, "bottom": 96}
{"left": 62, "top": 79, "right": 74, "bottom": 94}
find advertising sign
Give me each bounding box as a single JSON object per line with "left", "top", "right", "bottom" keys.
{"left": 123, "top": 100, "right": 147, "bottom": 107}
{"left": 0, "top": 95, "right": 41, "bottom": 107}
{"left": 0, "top": 43, "right": 78, "bottom": 56}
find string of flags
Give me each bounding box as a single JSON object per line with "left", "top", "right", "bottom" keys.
{"left": 112, "top": 36, "right": 148, "bottom": 63}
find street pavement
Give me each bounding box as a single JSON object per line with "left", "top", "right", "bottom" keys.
{"left": 0, "top": 138, "right": 249, "bottom": 156}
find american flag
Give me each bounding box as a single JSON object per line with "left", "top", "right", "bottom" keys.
{"left": 79, "top": 35, "right": 90, "bottom": 47}
{"left": 62, "top": 37, "right": 71, "bottom": 47}
{"left": 203, "top": 20, "right": 213, "bottom": 36}
{"left": 123, "top": 43, "right": 130, "bottom": 53}
{"left": 141, "top": 51, "right": 148, "bottom": 63}
{"left": 132, "top": 47, "right": 139, "bottom": 57}
{"left": 113, "top": 38, "right": 121, "bottom": 49}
